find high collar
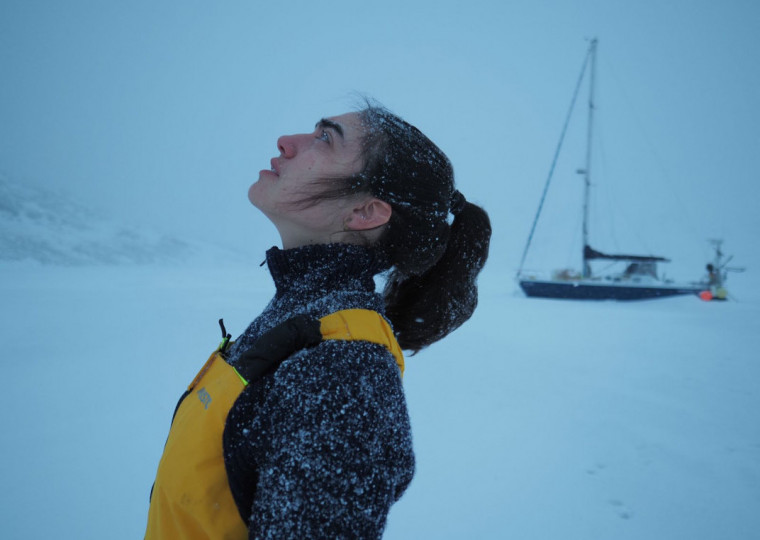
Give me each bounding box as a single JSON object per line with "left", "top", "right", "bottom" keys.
{"left": 265, "top": 243, "right": 390, "bottom": 298}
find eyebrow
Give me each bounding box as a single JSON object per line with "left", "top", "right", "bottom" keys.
{"left": 316, "top": 118, "right": 344, "bottom": 140}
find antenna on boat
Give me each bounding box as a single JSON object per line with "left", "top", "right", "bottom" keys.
{"left": 706, "top": 239, "right": 744, "bottom": 289}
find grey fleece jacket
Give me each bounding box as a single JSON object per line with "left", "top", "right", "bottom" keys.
{"left": 222, "top": 243, "right": 415, "bottom": 539}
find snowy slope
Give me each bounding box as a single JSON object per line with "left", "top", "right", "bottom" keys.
{"left": 0, "top": 175, "right": 191, "bottom": 266}
{"left": 1, "top": 240, "right": 758, "bottom": 539}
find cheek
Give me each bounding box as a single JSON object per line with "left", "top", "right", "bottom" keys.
{"left": 299, "top": 199, "right": 346, "bottom": 229}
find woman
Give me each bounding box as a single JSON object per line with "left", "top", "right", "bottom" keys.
{"left": 145, "top": 103, "right": 491, "bottom": 539}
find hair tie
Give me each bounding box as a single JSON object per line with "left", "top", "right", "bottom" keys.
{"left": 449, "top": 190, "right": 466, "bottom": 216}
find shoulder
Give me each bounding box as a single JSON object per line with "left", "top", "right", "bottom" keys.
{"left": 265, "top": 339, "right": 409, "bottom": 436}
{"left": 276, "top": 339, "right": 403, "bottom": 403}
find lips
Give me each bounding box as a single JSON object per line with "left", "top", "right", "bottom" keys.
{"left": 270, "top": 158, "right": 280, "bottom": 176}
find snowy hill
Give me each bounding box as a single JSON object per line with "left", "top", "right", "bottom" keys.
{"left": 0, "top": 175, "right": 191, "bottom": 265}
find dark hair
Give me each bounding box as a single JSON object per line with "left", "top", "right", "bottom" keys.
{"left": 304, "top": 103, "right": 491, "bottom": 352}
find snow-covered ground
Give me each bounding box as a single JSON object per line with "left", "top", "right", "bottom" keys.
{"left": 2, "top": 242, "right": 758, "bottom": 539}
{"left": 1, "top": 171, "right": 758, "bottom": 539}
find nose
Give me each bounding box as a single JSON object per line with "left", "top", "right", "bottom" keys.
{"left": 277, "top": 134, "right": 299, "bottom": 158}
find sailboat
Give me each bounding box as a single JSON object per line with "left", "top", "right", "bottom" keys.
{"left": 517, "top": 39, "right": 703, "bottom": 301}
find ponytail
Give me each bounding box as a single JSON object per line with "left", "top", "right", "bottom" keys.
{"left": 383, "top": 200, "right": 491, "bottom": 353}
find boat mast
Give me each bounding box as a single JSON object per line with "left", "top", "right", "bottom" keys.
{"left": 516, "top": 40, "right": 593, "bottom": 279}
{"left": 582, "top": 38, "right": 598, "bottom": 278}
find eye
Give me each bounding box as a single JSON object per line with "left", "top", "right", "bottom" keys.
{"left": 317, "top": 129, "right": 331, "bottom": 144}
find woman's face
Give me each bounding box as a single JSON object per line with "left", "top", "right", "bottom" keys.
{"left": 249, "top": 112, "right": 366, "bottom": 248}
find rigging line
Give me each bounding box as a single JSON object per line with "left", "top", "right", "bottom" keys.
{"left": 594, "top": 123, "right": 626, "bottom": 253}
{"left": 517, "top": 41, "right": 594, "bottom": 277}
{"left": 602, "top": 54, "right": 704, "bottom": 258}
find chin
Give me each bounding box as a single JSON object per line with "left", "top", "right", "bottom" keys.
{"left": 248, "top": 182, "right": 261, "bottom": 206}
{"left": 249, "top": 189, "right": 278, "bottom": 223}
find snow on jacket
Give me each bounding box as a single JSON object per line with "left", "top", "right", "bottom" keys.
{"left": 223, "top": 243, "right": 415, "bottom": 539}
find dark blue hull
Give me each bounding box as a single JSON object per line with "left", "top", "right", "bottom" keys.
{"left": 519, "top": 279, "right": 701, "bottom": 301}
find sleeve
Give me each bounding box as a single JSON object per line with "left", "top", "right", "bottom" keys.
{"left": 247, "top": 340, "right": 414, "bottom": 539}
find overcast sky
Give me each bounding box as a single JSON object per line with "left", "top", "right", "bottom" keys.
{"left": 2, "top": 0, "right": 758, "bottom": 282}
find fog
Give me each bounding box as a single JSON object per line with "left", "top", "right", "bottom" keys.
{"left": 2, "top": 0, "right": 758, "bottom": 285}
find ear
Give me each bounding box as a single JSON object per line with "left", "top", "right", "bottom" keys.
{"left": 345, "top": 197, "right": 392, "bottom": 231}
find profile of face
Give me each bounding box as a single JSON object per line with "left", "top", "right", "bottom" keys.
{"left": 249, "top": 112, "right": 391, "bottom": 248}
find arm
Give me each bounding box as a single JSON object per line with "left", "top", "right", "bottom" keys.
{"left": 248, "top": 340, "right": 413, "bottom": 539}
